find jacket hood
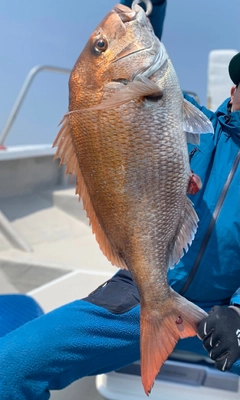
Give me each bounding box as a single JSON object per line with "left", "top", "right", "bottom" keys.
{"left": 216, "top": 98, "right": 240, "bottom": 147}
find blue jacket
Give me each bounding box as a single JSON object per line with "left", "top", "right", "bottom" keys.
{"left": 168, "top": 94, "right": 240, "bottom": 311}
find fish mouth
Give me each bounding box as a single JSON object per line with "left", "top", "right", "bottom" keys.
{"left": 112, "top": 3, "right": 166, "bottom": 80}
{"left": 112, "top": 4, "right": 155, "bottom": 64}
{"left": 113, "top": 4, "right": 137, "bottom": 23}
{"left": 113, "top": 2, "right": 151, "bottom": 22}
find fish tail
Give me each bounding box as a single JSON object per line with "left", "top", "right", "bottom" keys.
{"left": 140, "top": 290, "right": 207, "bottom": 395}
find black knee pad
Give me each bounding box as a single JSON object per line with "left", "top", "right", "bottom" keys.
{"left": 82, "top": 270, "right": 140, "bottom": 314}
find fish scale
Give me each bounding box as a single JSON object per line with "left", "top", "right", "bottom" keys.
{"left": 53, "top": 3, "right": 214, "bottom": 395}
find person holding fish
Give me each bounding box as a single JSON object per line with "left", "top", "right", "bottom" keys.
{"left": 0, "top": 2, "right": 240, "bottom": 400}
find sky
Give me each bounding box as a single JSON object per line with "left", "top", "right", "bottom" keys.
{"left": 0, "top": 0, "right": 239, "bottom": 146}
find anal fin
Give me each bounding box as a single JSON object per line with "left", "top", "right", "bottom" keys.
{"left": 168, "top": 197, "right": 199, "bottom": 268}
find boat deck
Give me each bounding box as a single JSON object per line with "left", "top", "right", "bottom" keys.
{"left": 0, "top": 145, "right": 114, "bottom": 298}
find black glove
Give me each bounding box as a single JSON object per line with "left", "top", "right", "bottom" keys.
{"left": 197, "top": 305, "right": 240, "bottom": 371}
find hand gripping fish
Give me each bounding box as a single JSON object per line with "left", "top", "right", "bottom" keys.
{"left": 53, "top": 3, "right": 213, "bottom": 395}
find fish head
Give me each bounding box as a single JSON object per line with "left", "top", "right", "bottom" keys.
{"left": 69, "top": 3, "right": 167, "bottom": 109}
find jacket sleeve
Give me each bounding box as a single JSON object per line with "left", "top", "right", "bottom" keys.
{"left": 120, "top": 0, "right": 167, "bottom": 40}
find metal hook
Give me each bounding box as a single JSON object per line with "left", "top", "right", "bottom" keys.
{"left": 131, "top": 0, "right": 153, "bottom": 16}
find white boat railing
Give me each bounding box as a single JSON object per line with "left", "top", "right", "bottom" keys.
{"left": 0, "top": 65, "right": 71, "bottom": 146}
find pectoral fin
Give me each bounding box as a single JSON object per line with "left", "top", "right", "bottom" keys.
{"left": 183, "top": 99, "right": 214, "bottom": 144}
{"left": 67, "top": 78, "right": 162, "bottom": 115}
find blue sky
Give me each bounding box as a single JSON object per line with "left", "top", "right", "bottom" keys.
{"left": 0, "top": 0, "right": 239, "bottom": 146}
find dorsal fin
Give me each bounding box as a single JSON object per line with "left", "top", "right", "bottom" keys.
{"left": 53, "top": 115, "right": 128, "bottom": 270}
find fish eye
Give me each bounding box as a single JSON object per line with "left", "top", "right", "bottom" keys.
{"left": 94, "top": 38, "right": 108, "bottom": 53}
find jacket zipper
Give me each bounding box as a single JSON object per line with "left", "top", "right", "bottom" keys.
{"left": 179, "top": 150, "right": 240, "bottom": 295}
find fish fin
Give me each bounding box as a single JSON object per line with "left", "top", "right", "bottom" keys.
{"left": 53, "top": 115, "right": 128, "bottom": 270}
{"left": 168, "top": 197, "right": 198, "bottom": 268}
{"left": 53, "top": 115, "right": 78, "bottom": 174}
{"left": 67, "top": 78, "right": 162, "bottom": 114}
{"left": 141, "top": 291, "right": 207, "bottom": 395}
{"left": 183, "top": 99, "right": 214, "bottom": 144}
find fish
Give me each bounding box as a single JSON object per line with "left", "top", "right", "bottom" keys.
{"left": 53, "top": 3, "right": 213, "bottom": 395}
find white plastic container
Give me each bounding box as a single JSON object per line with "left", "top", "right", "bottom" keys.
{"left": 96, "top": 358, "right": 240, "bottom": 400}
{"left": 206, "top": 49, "right": 238, "bottom": 111}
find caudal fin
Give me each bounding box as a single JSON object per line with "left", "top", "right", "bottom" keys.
{"left": 140, "top": 290, "right": 207, "bottom": 395}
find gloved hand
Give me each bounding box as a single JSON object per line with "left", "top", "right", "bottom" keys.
{"left": 197, "top": 305, "right": 240, "bottom": 371}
